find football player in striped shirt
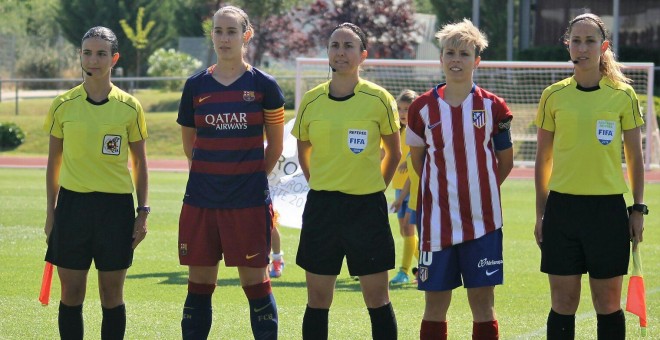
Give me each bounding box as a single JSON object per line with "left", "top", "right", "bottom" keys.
{"left": 407, "top": 19, "right": 513, "bottom": 340}
{"left": 176, "top": 6, "right": 284, "bottom": 339}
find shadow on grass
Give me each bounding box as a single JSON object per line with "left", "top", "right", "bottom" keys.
{"left": 127, "top": 271, "right": 243, "bottom": 287}
{"left": 126, "top": 272, "right": 412, "bottom": 292}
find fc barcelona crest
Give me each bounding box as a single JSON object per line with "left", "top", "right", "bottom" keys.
{"left": 472, "top": 110, "right": 486, "bottom": 128}
{"left": 243, "top": 91, "right": 255, "bottom": 102}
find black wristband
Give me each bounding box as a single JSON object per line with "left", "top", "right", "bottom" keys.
{"left": 627, "top": 204, "right": 648, "bottom": 215}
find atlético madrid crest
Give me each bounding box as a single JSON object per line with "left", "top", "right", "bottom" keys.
{"left": 418, "top": 266, "right": 429, "bottom": 282}
{"left": 473, "top": 110, "right": 486, "bottom": 128}
{"left": 243, "top": 91, "right": 255, "bottom": 102}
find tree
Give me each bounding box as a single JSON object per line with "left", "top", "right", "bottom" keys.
{"left": 168, "top": 0, "right": 310, "bottom": 67}
{"left": 253, "top": 0, "right": 421, "bottom": 64}
{"left": 120, "top": 7, "right": 156, "bottom": 77}
{"left": 233, "top": 0, "right": 308, "bottom": 66}
{"left": 289, "top": 0, "right": 421, "bottom": 59}
{"left": 167, "top": 0, "right": 420, "bottom": 67}
{"left": 0, "top": 0, "right": 75, "bottom": 79}
{"left": 428, "top": 0, "right": 507, "bottom": 60}
{"left": 56, "top": 0, "right": 182, "bottom": 76}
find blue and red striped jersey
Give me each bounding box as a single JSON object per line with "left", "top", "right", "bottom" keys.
{"left": 177, "top": 65, "right": 285, "bottom": 209}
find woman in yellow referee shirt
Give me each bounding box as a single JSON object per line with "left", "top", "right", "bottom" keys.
{"left": 534, "top": 13, "right": 646, "bottom": 339}
{"left": 43, "top": 26, "right": 149, "bottom": 340}
{"left": 292, "top": 23, "right": 401, "bottom": 339}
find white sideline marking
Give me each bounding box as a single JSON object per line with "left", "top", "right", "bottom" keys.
{"left": 514, "top": 286, "right": 659, "bottom": 339}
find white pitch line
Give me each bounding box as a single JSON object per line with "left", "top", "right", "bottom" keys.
{"left": 514, "top": 286, "right": 659, "bottom": 339}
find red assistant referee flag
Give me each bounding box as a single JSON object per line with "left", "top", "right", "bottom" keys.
{"left": 625, "top": 246, "right": 647, "bottom": 336}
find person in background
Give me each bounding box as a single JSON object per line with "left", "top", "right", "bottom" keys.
{"left": 269, "top": 210, "right": 284, "bottom": 278}
{"left": 534, "top": 13, "right": 646, "bottom": 340}
{"left": 176, "top": 5, "right": 285, "bottom": 339}
{"left": 293, "top": 22, "right": 401, "bottom": 340}
{"left": 389, "top": 89, "right": 420, "bottom": 285}
{"left": 44, "top": 26, "right": 149, "bottom": 340}
{"left": 407, "top": 19, "right": 513, "bottom": 340}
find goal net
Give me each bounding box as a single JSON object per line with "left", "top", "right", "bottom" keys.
{"left": 295, "top": 58, "right": 659, "bottom": 169}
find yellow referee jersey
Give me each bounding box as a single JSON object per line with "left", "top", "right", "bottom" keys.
{"left": 535, "top": 76, "right": 644, "bottom": 195}
{"left": 44, "top": 84, "right": 148, "bottom": 193}
{"left": 292, "top": 79, "right": 400, "bottom": 195}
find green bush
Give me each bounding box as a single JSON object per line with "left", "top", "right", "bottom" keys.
{"left": 277, "top": 78, "right": 296, "bottom": 110}
{"left": 147, "top": 48, "right": 202, "bottom": 91}
{"left": 15, "top": 46, "right": 62, "bottom": 89}
{"left": 0, "top": 122, "right": 26, "bottom": 151}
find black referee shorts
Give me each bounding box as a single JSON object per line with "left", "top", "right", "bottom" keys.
{"left": 540, "top": 191, "right": 630, "bottom": 279}
{"left": 46, "top": 187, "right": 135, "bottom": 271}
{"left": 296, "top": 189, "right": 395, "bottom": 276}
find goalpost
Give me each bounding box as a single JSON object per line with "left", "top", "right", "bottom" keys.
{"left": 295, "top": 58, "right": 659, "bottom": 169}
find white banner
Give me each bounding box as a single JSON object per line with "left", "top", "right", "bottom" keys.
{"left": 267, "top": 120, "right": 308, "bottom": 228}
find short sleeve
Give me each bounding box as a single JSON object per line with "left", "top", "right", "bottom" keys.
{"left": 406, "top": 96, "right": 427, "bottom": 147}
{"left": 177, "top": 78, "right": 196, "bottom": 127}
{"left": 43, "top": 99, "right": 63, "bottom": 138}
{"left": 262, "top": 76, "right": 285, "bottom": 111}
{"left": 492, "top": 96, "right": 513, "bottom": 134}
{"left": 128, "top": 101, "right": 148, "bottom": 142}
{"left": 379, "top": 92, "right": 400, "bottom": 135}
{"left": 291, "top": 92, "right": 311, "bottom": 141}
{"left": 535, "top": 87, "right": 556, "bottom": 132}
{"left": 621, "top": 88, "right": 644, "bottom": 130}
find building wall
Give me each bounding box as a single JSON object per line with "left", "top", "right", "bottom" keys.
{"left": 534, "top": 0, "right": 660, "bottom": 48}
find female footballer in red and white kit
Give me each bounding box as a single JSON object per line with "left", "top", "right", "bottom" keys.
{"left": 44, "top": 26, "right": 149, "bottom": 340}
{"left": 407, "top": 19, "right": 513, "bottom": 340}
{"left": 535, "top": 13, "right": 646, "bottom": 339}
{"left": 176, "top": 5, "right": 284, "bottom": 340}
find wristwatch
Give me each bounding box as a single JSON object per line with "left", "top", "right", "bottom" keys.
{"left": 136, "top": 206, "right": 151, "bottom": 214}
{"left": 627, "top": 204, "right": 649, "bottom": 215}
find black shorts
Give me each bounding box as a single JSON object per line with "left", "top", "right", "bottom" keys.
{"left": 296, "top": 190, "right": 395, "bottom": 276}
{"left": 46, "top": 187, "right": 135, "bottom": 271}
{"left": 540, "top": 191, "right": 630, "bottom": 279}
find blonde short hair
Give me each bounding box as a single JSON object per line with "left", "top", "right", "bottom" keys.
{"left": 435, "top": 18, "right": 488, "bottom": 57}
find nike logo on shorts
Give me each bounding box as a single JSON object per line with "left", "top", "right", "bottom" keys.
{"left": 245, "top": 253, "right": 260, "bottom": 260}
{"left": 485, "top": 269, "right": 500, "bottom": 276}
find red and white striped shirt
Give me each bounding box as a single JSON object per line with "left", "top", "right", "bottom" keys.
{"left": 407, "top": 84, "right": 513, "bottom": 251}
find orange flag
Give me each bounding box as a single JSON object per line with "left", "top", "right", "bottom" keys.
{"left": 625, "top": 246, "right": 647, "bottom": 336}
{"left": 39, "top": 262, "right": 54, "bottom": 306}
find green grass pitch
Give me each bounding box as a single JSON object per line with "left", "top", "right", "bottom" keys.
{"left": 0, "top": 168, "right": 658, "bottom": 339}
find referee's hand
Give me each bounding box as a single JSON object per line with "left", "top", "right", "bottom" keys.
{"left": 534, "top": 217, "right": 543, "bottom": 249}
{"left": 132, "top": 214, "right": 148, "bottom": 249}
{"left": 629, "top": 211, "right": 644, "bottom": 251}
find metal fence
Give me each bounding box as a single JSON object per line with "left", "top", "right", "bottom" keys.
{"left": 0, "top": 76, "right": 188, "bottom": 115}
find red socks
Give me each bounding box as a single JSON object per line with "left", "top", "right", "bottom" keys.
{"left": 473, "top": 320, "right": 499, "bottom": 340}
{"left": 420, "top": 319, "right": 498, "bottom": 340}
{"left": 420, "top": 320, "right": 447, "bottom": 340}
